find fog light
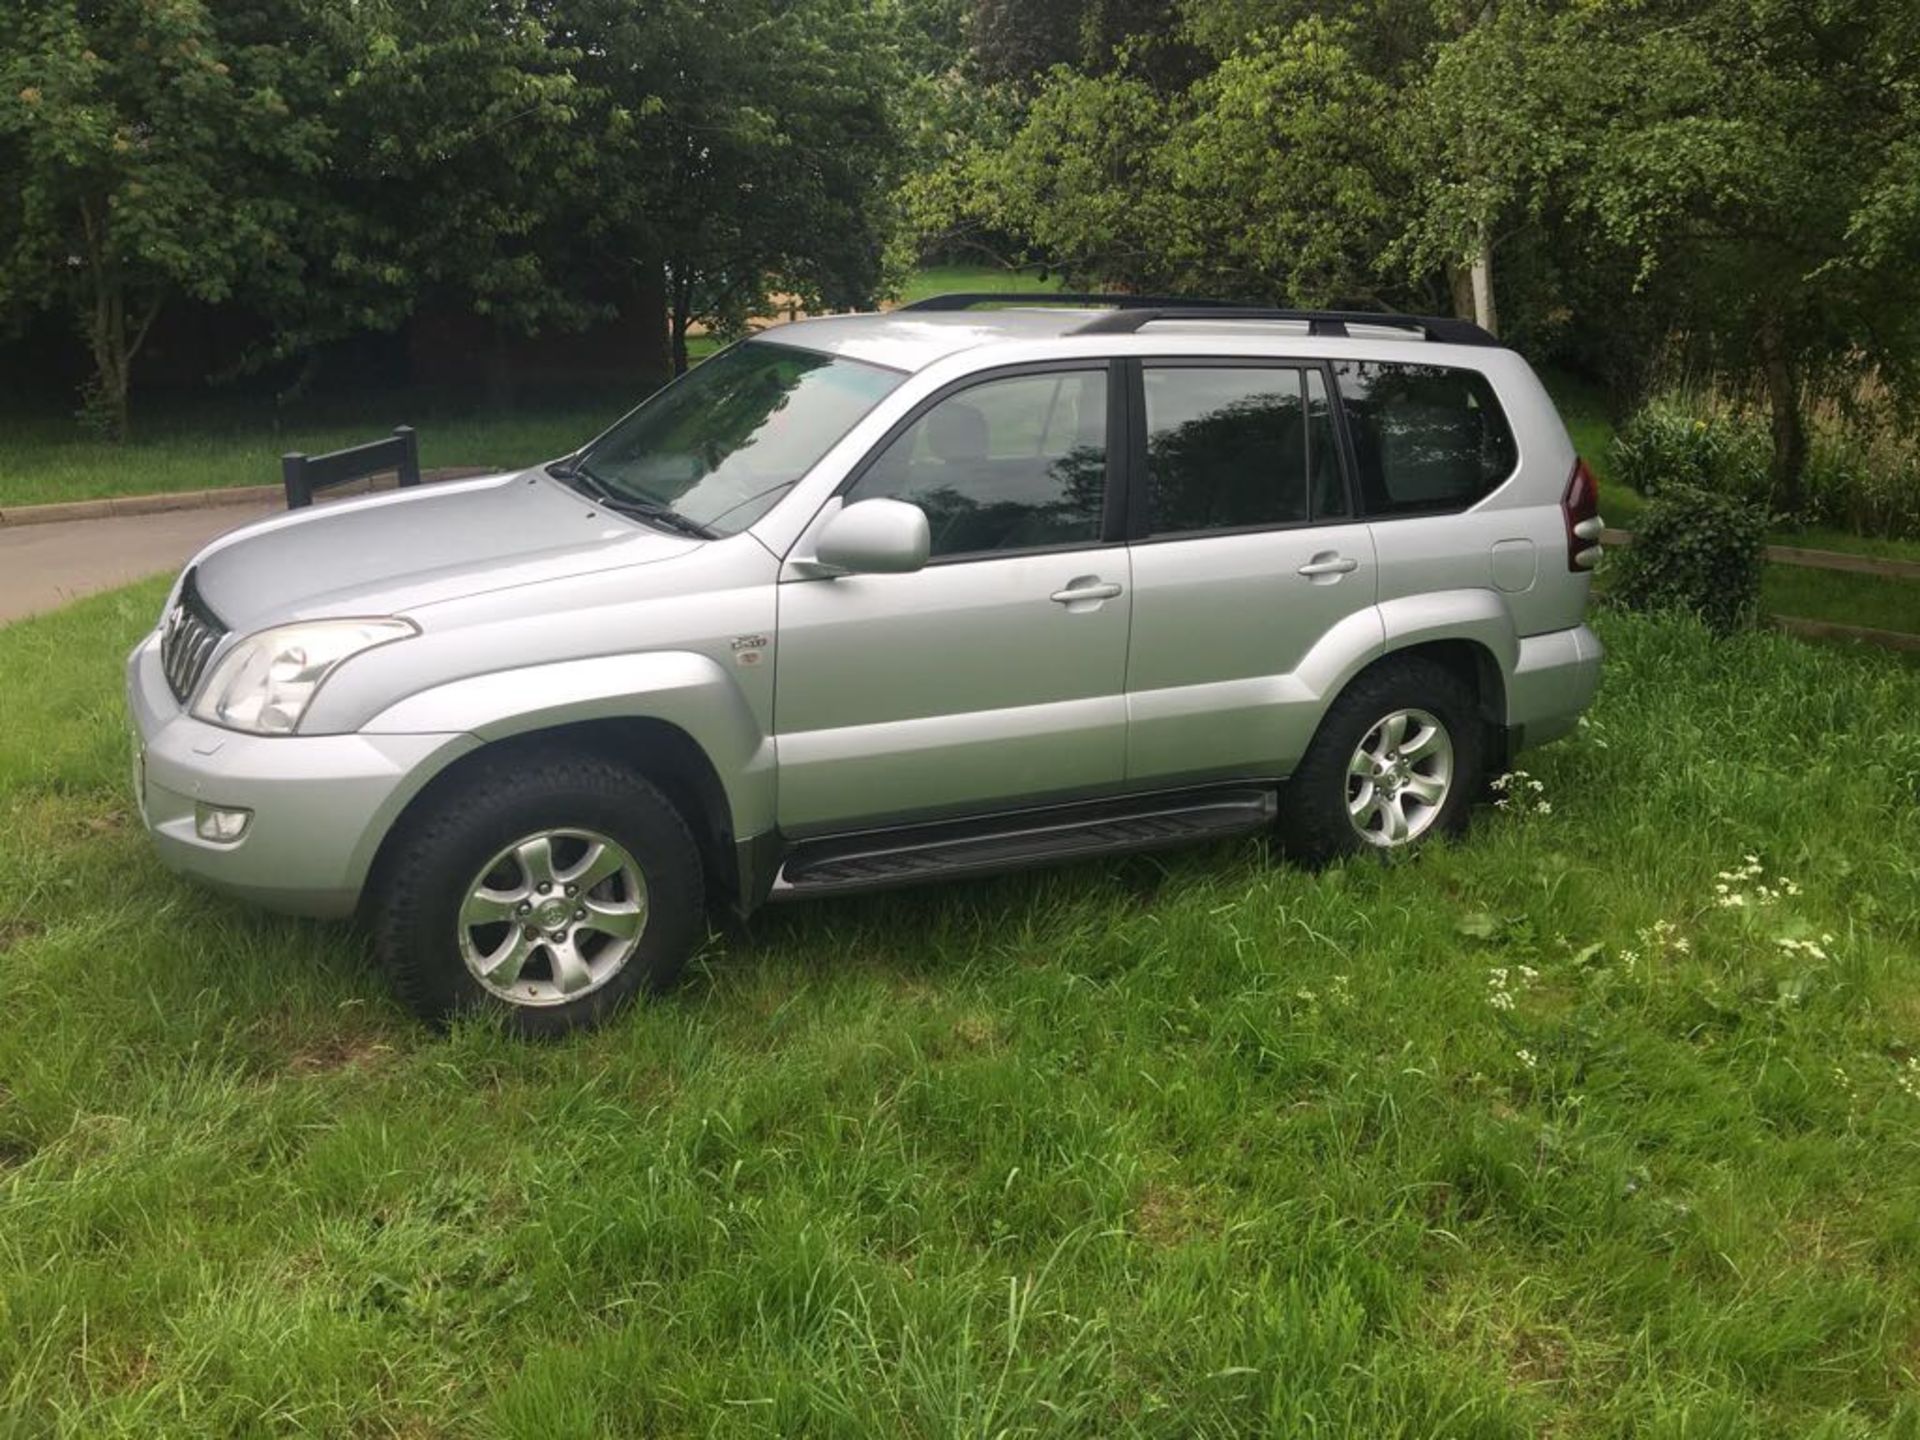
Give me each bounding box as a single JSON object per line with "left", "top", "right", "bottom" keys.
{"left": 194, "top": 803, "right": 252, "bottom": 843}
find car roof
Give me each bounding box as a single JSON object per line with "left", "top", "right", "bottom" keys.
{"left": 751, "top": 305, "right": 1504, "bottom": 373}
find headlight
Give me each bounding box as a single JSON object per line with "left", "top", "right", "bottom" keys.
{"left": 191, "top": 618, "right": 417, "bottom": 735}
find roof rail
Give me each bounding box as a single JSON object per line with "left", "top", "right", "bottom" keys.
{"left": 898, "top": 292, "right": 1242, "bottom": 313}
{"left": 1074, "top": 306, "right": 1499, "bottom": 346}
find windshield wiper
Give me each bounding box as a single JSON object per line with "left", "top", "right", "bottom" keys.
{"left": 549, "top": 460, "right": 718, "bottom": 540}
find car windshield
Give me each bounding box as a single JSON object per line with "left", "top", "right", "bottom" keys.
{"left": 571, "top": 340, "right": 905, "bottom": 535}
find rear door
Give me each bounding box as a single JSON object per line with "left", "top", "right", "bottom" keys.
{"left": 1122, "top": 360, "right": 1382, "bottom": 784}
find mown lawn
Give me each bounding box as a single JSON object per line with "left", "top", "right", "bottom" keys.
{"left": 0, "top": 391, "right": 639, "bottom": 510}
{"left": 2, "top": 583, "right": 1918, "bottom": 1436}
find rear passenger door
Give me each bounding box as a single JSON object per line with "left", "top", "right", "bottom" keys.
{"left": 1123, "top": 361, "right": 1382, "bottom": 785}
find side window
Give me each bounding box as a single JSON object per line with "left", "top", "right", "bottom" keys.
{"left": 846, "top": 369, "right": 1108, "bottom": 558}
{"left": 1142, "top": 366, "right": 1319, "bottom": 535}
{"left": 1334, "top": 360, "right": 1517, "bottom": 516}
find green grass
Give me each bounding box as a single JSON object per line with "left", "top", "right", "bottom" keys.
{"left": 4, "top": 586, "right": 1920, "bottom": 1435}
{"left": 898, "top": 263, "right": 1064, "bottom": 305}
{"left": 1764, "top": 564, "right": 1920, "bottom": 635}
{"left": 0, "top": 388, "right": 644, "bottom": 509}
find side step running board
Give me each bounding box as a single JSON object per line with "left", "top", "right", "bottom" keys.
{"left": 770, "top": 786, "right": 1279, "bottom": 900}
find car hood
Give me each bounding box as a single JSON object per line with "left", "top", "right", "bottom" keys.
{"left": 190, "top": 470, "right": 702, "bottom": 632}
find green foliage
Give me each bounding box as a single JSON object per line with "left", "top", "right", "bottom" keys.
{"left": 5, "top": 588, "right": 1920, "bottom": 1432}
{"left": 912, "top": 0, "right": 1920, "bottom": 519}
{"left": 917, "top": 16, "right": 1407, "bottom": 304}
{"left": 1800, "top": 425, "right": 1920, "bottom": 543}
{"left": 1617, "top": 390, "right": 1920, "bottom": 542}
{"left": 1612, "top": 484, "right": 1769, "bottom": 635}
{"left": 0, "top": 0, "right": 330, "bottom": 437}
{"left": 1610, "top": 399, "right": 1770, "bottom": 503}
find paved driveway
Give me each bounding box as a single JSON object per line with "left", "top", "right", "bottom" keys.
{"left": 0, "top": 499, "right": 278, "bottom": 626}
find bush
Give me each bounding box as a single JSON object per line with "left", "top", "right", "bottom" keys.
{"left": 1610, "top": 483, "right": 1768, "bottom": 635}
{"left": 1610, "top": 398, "right": 1770, "bottom": 503}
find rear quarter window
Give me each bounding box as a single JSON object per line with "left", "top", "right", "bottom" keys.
{"left": 1334, "top": 360, "right": 1517, "bottom": 517}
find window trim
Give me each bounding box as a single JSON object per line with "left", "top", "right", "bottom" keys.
{"left": 1330, "top": 358, "right": 1519, "bottom": 522}
{"left": 831, "top": 359, "right": 1123, "bottom": 567}
{"left": 1122, "top": 357, "right": 1362, "bottom": 545}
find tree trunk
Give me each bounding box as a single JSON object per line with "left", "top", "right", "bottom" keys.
{"left": 1468, "top": 221, "right": 1498, "bottom": 336}
{"left": 1446, "top": 261, "right": 1475, "bottom": 321}
{"left": 631, "top": 259, "right": 671, "bottom": 385}
{"left": 669, "top": 271, "right": 693, "bottom": 377}
{"left": 75, "top": 201, "right": 160, "bottom": 442}
{"left": 484, "top": 323, "right": 515, "bottom": 412}
{"left": 1758, "top": 322, "right": 1806, "bottom": 516}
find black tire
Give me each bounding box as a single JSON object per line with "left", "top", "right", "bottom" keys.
{"left": 1277, "top": 655, "right": 1484, "bottom": 866}
{"left": 370, "top": 750, "right": 704, "bottom": 1036}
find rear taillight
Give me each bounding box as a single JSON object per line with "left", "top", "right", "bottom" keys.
{"left": 1563, "top": 457, "right": 1602, "bottom": 571}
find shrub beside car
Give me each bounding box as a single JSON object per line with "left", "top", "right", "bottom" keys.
{"left": 1611, "top": 483, "right": 1768, "bottom": 635}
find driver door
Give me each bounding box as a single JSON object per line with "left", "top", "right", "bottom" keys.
{"left": 773, "top": 364, "right": 1131, "bottom": 834}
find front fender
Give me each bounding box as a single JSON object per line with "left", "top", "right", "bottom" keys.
{"left": 361, "top": 649, "right": 776, "bottom": 841}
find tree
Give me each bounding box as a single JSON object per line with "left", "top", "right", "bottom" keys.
{"left": 0, "top": 0, "right": 327, "bottom": 437}
{"left": 919, "top": 13, "right": 1411, "bottom": 306}
{"left": 265, "top": 0, "right": 609, "bottom": 389}
{"left": 544, "top": 0, "right": 903, "bottom": 375}
{"left": 1417, "top": 0, "right": 1920, "bottom": 508}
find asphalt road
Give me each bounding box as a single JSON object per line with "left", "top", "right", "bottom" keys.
{"left": 0, "top": 499, "right": 278, "bottom": 626}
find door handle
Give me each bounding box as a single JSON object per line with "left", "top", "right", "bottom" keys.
{"left": 1050, "top": 580, "right": 1123, "bottom": 604}
{"left": 1296, "top": 554, "right": 1359, "bottom": 578}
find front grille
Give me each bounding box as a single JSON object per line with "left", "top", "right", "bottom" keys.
{"left": 160, "top": 569, "right": 228, "bottom": 704}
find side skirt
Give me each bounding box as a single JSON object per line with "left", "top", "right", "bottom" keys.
{"left": 762, "top": 784, "right": 1280, "bottom": 902}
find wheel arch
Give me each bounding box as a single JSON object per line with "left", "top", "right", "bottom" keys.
{"left": 1300, "top": 592, "right": 1517, "bottom": 777}
{"left": 360, "top": 715, "right": 747, "bottom": 919}
{"left": 350, "top": 650, "right": 774, "bottom": 914}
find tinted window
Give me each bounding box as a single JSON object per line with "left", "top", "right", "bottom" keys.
{"left": 578, "top": 341, "right": 904, "bottom": 534}
{"left": 1334, "top": 361, "right": 1516, "bottom": 516}
{"left": 1142, "top": 367, "right": 1346, "bottom": 535}
{"left": 846, "top": 369, "right": 1108, "bottom": 558}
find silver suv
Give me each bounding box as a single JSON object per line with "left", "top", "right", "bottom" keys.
{"left": 127, "top": 297, "right": 1604, "bottom": 1034}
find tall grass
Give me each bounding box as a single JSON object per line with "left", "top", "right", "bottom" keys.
{"left": 2, "top": 583, "right": 1918, "bottom": 1435}
{"left": 1612, "top": 388, "right": 1920, "bottom": 544}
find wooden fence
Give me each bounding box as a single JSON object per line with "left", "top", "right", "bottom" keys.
{"left": 1600, "top": 527, "right": 1920, "bottom": 654}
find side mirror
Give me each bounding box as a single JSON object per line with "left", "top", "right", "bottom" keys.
{"left": 814, "top": 498, "right": 930, "bottom": 575}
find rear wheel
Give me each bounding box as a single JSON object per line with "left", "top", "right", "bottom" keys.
{"left": 371, "top": 752, "right": 703, "bottom": 1036}
{"left": 1278, "top": 656, "right": 1483, "bottom": 865}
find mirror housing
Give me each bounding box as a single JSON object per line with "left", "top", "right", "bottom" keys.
{"left": 813, "top": 498, "right": 930, "bottom": 575}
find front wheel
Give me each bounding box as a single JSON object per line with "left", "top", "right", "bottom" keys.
{"left": 370, "top": 752, "right": 704, "bottom": 1036}
{"left": 1278, "top": 656, "right": 1484, "bottom": 865}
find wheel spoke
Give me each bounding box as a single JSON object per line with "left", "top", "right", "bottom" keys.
{"left": 1348, "top": 779, "right": 1377, "bottom": 817}
{"left": 581, "top": 898, "right": 646, "bottom": 940}
{"left": 1379, "top": 795, "right": 1410, "bottom": 843}
{"left": 547, "top": 936, "right": 593, "bottom": 995}
{"left": 559, "top": 841, "right": 625, "bottom": 893}
{"left": 515, "top": 835, "right": 558, "bottom": 889}
{"left": 461, "top": 886, "right": 523, "bottom": 927}
{"left": 1349, "top": 747, "right": 1377, "bottom": 778}
{"left": 1401, "top": 723, "right": 1445, "bottom": 762}
{"left": 475, "top": 929, "right": 535, "bottom": 986}
{"left": 1404, "top": 772, "right": 1447, "bottom": 805}
{"left": 1382, "top": 712, "right": 1409, "bottom": 752}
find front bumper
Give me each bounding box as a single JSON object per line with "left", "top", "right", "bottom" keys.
{"left": 1506, "top": 623, "right": 1604, "bottom": 752}
{"left": 126, "top": 632, "right": 477, "bottom": 917}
